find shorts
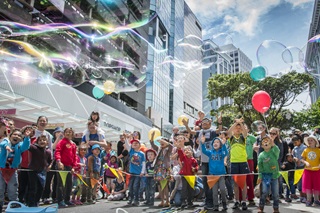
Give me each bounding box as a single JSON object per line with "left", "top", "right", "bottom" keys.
{"left": 230, "top": 162, "right": 250, "bottom": 174}
{"left": 302, "top": 169, "right": 320, "bottom": 193}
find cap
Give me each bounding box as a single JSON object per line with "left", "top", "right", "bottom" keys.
{"left": 130, "top": 139, "right": 141, "bottom": 144}
{"left": 145, "top": 149, "right": 157, "bottom": 157}
{"left": 91, "top": 144, "right": 102, "bottom": 150}
{"left": 53, "top": 127, "right": 63, "bottom": 134}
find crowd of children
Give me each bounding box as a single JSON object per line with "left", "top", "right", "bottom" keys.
{"left": 0, "top": 112, "right": 320, "bottom": 213}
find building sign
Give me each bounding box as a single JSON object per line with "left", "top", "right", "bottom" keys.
{"left": 46, "top": 123, "right": 64, "bottom": 129}
{"left": 49, "top": 0, "right": 65, "bottom": 13}
{"left": 0, "top": 109, "right": 16, "bottom": 116}
{"left": 103, "top": 121, "right": 121, "bottom": 132}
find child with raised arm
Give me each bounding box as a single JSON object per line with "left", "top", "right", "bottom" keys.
{"left": 257, "top": 135, "right": 280, "bottom": 213}
{"left": 144, "top": 149, "right": 157, "bottom": 206}
{"left": 300, "top": 135, "right": 320, "bottom": 207}
{"left": 201, "top": 136, "right": 228, "bottom": 211}
{"left": 124, "top": 134, "right": 146, "bottom": 206}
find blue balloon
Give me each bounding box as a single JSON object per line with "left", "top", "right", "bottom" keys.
{"left": 92, "top": 86, "right": 104, "bottom": 99}
{"left": 154, "top": 136, "right": 163, "bottom": 147}
{"left": 250, "top": 66, "right": 266, "bottom": 81}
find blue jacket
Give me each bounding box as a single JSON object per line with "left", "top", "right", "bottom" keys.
{"left": 0, "top": 137, "right": 30, "bottom": 169}
{"left": 201, "top": 142, "right": 228, "bottom": 175}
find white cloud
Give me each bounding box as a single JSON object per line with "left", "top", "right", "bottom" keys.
{"left": 185, "top": 0, "right": 312, "bottom": 37}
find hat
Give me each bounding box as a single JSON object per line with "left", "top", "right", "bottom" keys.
{"left": 53, "top": 127, "right": 63, "bottom": 134}
{"left": 294, "top": 129, "right": 301, "bottom": 134}
{"left": 130, "top": 139, "right": 140, "bottom": 144}
{"left": 145, "top": 148, "right": 157, "bottom": 157}
{"left": 201, "top": 118, "right": 211, "bottom": 123}
{"left": 304, "top": 135, "right": 319, "bottom": 147}
{"left": 211, "top": 137, "right": 222, "bottom": 147}
{"left": 91, "top": 144, "right": 102, "bottom": 150}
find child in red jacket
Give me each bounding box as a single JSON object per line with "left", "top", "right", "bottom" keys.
{"left": 177, "top": 141, "right": 198, "bottom": 209}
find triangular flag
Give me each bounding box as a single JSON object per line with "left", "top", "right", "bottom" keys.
{"left": 233, "top": 175, "right": 246, "bottom": 190}
{"left": 207, "top": 176, "right": 220, "bottom": 189}
{"left": 184, "top": 175, "right": 196, "bottom": 189}
{"left": 109, "top": 167, "right": 119, "bottom": 178}
{"left": 75, "top": 173, "right": 88, "bottom": 187}
{"left": 294, "top": 169, "right": 304, "bottom": 185}
{"left": 91, "top": 178, "right": 99, "bottom": 188}
{"left": 102, "top": 183, "right": 110, "bottom": 194}
{"left": 117, "top": 169, "right": 124, "bottom": 182}
{"left": 125, "top": 174, "right": 131, "bottom": 187}
{"left": 1, "top": 168, "right": 16, "bottom": 184}
{"left": 280, "top": 171, "right": 289, "bottom": 188}
{"left": 160, "top": 179, "right": 168, "bottom": 191}
{"left": 59, "top": 171, "right": 68, "bottom": 187}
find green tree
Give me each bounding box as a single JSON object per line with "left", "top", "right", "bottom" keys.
{"left": 207, "top": 71, "right": 315, "bottom": 130}
{"left": 292, "top": 98, "right": 320, "bottom": 130}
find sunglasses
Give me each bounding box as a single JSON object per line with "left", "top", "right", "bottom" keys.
{"left": 270, "top": 132, "right": 277, "bottom": 135}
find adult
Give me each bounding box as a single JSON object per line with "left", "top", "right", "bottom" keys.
{"left": 117, "top": 135, "right": 128, "bottom": 170}
{"left": 183, "top": 116, "right": 222, "bottom": 210}
{"left": 34, "top": 116, "right": 53, "bottom": 152}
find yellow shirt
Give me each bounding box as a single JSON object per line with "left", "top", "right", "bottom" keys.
{"left": 229, "top": 135, "right": 247, "bottom": 163}
{"left": 301, "top": 147, "right": 320, "bottom": 171}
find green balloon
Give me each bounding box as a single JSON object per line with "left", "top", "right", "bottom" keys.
{"left": 250, "top": 66, "right": 266, "bottom": 81}
{"left": 92, "top": 86, "right": 104, "bottom": 99}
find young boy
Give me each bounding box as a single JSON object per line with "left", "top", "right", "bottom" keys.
{"left": 281, "top": 153, "right": 296, "bottom": 202}
{"left": 86, "top": 144, "right": 102, "bottom": 204}
{"left": 201, "top": 136, "right": 228, "bottom": 211}
{"left": 177, "top": 141, "right": 199, "bottom": 209}
{"left": 227, "top": 118, "right": 249, "bottom": 210}
{"left": 257, "top": 135, "right": 280, "bottom": 213}
{"left": 0, "top": 129, "right": 31, "bottom": 211}
{"left": 124, "top": 137, "right": 146, "bottom": 206}
{"left": 144, "top": 149, "right": 157, "bottom": 206}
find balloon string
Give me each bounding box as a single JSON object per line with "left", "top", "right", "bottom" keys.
{"left": 262, "top": 113, "right": 269, "bottom": 133}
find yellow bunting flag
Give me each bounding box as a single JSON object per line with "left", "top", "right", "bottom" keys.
{"left": 117, "top": 170, "right": 124, "bottom": 182}
{"left": 59, "top": 171, "right": 68, "bottom": 187}
{"left": 109, "top": 167, "right": 119, "bottom": 179}
{"left": 280, "top": 171, "right": 289, "bottom": 188}
{"left": 233, "top": 175, "right": 246, "bottom": 190}
{"left": 91, "top": 178, "right": 99, "bottom": 188}
{"left": 184, "top": 176, "right": 196, "bottom": 189}
{"left": 160, "top": 179, "right": 168, "bottom": 191}
{"left": 75, "top": 173, "right": 88, "bottom": 187}
{"left": 207, "top": 176, "right": 220, "bottom": 189}
{"left": 294, "top": 169, "right": 304, "bottom": 185}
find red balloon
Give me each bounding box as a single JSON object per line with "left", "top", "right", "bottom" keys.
{"left": 252, "top": 91, "right": 271, "bottom": 113}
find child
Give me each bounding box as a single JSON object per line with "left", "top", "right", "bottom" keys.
{"left": 124, "top": 137, "right": 146, "bottom": 206}
{"left": 86, "top": 144, "right": 102, "bottom": 204}
{"left": 71, "top": 144, "right": 87, "bottom": 205}
{"left": 227, "top": 118, "right": 249, "bottom": 210}
{"left": 177, "top": 141, "right": 199, "bottom": 208}
{"left": 150, "top": 134, "right": 173, "bottom": 207}
{"left": 201, "top": 136, "right": 228, "bottom": 211}
{"left": 108, "top": 175, "right": 127, "bottom": 201}
{"left": 27, "top": 135, "right": 52, "bottom": 207}
{"left": 292, "top": 134, "right": 307, "bottom": 202}
{"left": 104, "top": 153, "right": 119, "bottom": 197}
{"left": 170, "top": 164, "right": 182, "bottom": 207}
{"left": 281, "top": 153, "right": 296, "bottom": 202}
{"left": 144, "top": 149, "right": 157, "bottom": 206}
{"left": 0, "top": 129, "right": 31, "bottom": 211}
{"left": 301, "top": 135, "right": 320, "bottom": 206}
{"left": 89, "top": 111, "right": 100, "bottom": 123}
{"left": 55, "top": 127, "right": 77, "bottom": 208}
{"left": 257, "top": 135, "right": 280, "bottom": 213}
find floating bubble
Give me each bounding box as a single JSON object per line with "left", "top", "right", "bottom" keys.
{"left": 211, "top": 33, "right": 233, "bottom": 47}
{"left": 308, "top": 34, "right": 320, "bottom": 43}
{"left": 282, "top": 46, "right": 305, "bottom": 73}
{"left": 250, "top": 66, "right": 266, "bottom": 81}
{"left": 256, "top": 40, "right": 291, "bottom": 78}
{"left": 239, "top": 83, "right": 245, "bottom": 90}
{"left": 0, "top": 26, "right": 13, "bottom": 38}
{"left": 251, "top": 120, "right": 266, "bottom": 134}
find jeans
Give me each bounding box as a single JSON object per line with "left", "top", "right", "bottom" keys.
{"left": 174, "top": 190, "right": 182, "bottom": 206}
{"left": 247, "top": 159, "right": 255, "bottom": 200}
{"left": 0, "top": 169, "right": 18, "bottom": 205}
{"left": 27, "top": 171, "right": 44, "bottom": 207}
{"left": 202, "top": 163, "right": 213, "bottom": 207}
{"left": 129, "top": 175, "right": 141, "bottom": 202}
{"left": 139, "top": 176, "right": 146, "bottom": 199}
{"left": 286, "top": 180, "right": 295, "bottom": 198}
{"left": 145, "top": 177, "right": 155, "bottom": 204}
{"left": 56, "top": 166, "right": 72, "bottom": 203}
{"left": 212, "top": 177, "right": 226, "bottom": 207}
{"left": 18, "top": 169, "right": 28, "bottom": 203}
{"left": 181, "top": 177, "right": 194, "bottom": 205}
{"left": 259, "top": 178, "right": 279, "bottom": 208}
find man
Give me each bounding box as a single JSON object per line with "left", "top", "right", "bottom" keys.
{"left": 183, "top": 116, "right": 222, "bottom": 210}
{"left": 117, "top": 135, "right": 128, "bottom": 170}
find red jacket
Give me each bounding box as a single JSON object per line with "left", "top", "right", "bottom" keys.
{"left": 55, "top": 138, "right": 77, "bottom": 168}
{"left": 178, "top": 149, "right": 198, "bottom": 175}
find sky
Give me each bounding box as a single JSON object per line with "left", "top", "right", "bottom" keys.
{"left": 185, "top": 0, "right": 315, "bottom": 111}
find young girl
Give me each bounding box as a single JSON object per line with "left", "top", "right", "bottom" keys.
{"left": 27, "top": 135, "right": 52, "bottom": 207}
{"left": 301, "top": 135, "right": 320, "bottom": 206}
{"left": 89, "top": 111, "right": 100, "bottom": 123}
{"left": 55, "top": 128, "right": 77, "bottom": 208}
{"left": 71, "top": 144, "right": 87, "bottom": 205}
{"left": 104, "top": 154, "right": 119, "bottom": 196}
{"left": 107, "top": 174, "right": 127, "bottom": 201}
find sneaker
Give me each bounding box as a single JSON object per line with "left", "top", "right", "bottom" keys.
{"left": 75, "top": 200, "right": 83, "bottom": 205}
{"left": 232, "top": 201, "right": 240, "bottom": 209}
{"left": 84, "top": 201, "right": 94, "bottom": 205}
{"left": 132, "top": 201, "right": 139, "bottom": 206}
{"left": 187, "top": 203, "right": 194, "bottom": 208}
{"left": 213, "top": 207, "right": 219, "bottom": 211}
{"left": 291, "top": 194, "right": 299, "bottom": 199}
{"left": 300, "top": 197, "right": 307, "bottom": 203}
{"left": 127, "top": 200, "right": 133, "bottom": 205}
{"left": 306, "top": 201, "right": 312, "bottom": 207}
{"left": 58, "top": 201, "right": 68, "bottom": 208}
{"left": 279, "top": 194, "right": 285, "bottom": 199}
{"left": 199, "top": 202, "right": 206, "bottom": 207}
{"left": 65, "top": 201, "right": 75, "bottom": 206}
{"left": 241, "top": 202, "right": 248, "bottom": 210}
{"left": 314, "top": 200, "right": 320, "bottom": 206}
{"left": 222, "top": 202, "right": 228, "bottom": 211}
{"left": 143, "top": 201, "right": 149, "bottom": 205}
{"left": 43, "top": 198, "right": 50, "bottom": 205}
{"left": 248, "top": 200, "right": 256, "bottom": 206}
{"left": 204, "top": 205, "right": 213, "bottom": 210}
{"left": 285, "top": 198, "right": 292, "bottom": 203}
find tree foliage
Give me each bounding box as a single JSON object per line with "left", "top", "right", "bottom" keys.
{"left": 292, "top": 98, "right": 320, "bottom": 131}
{"left": 207, "top": 71, "right": 315, "bottom": 130}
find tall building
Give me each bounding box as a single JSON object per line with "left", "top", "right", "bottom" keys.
{"left": 219, "top": 44, "right": 252, "bottom": 73}
{"left": 307, "top": 0, "right": 320, "bottom": 103}
{"left": 202, "top": 40, "right": 234, "bottom": 116}
{"left": 182, "top": 2, "right": 203, "bottom": 124}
